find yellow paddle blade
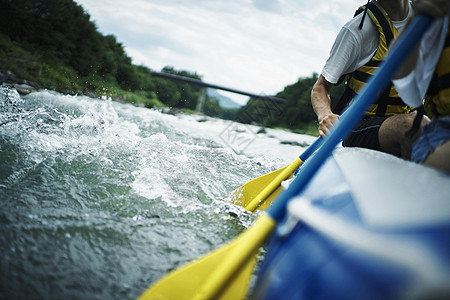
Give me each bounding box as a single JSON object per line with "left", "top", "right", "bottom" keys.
{"left": 232, "top": 158, "right": 303, "bottom": 212}
{"left": 138, "top": 215, "right": 276, "bottom": 300}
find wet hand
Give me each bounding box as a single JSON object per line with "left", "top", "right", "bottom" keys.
{"left": 318, "top": 113, "right": 339, "bottom": 137}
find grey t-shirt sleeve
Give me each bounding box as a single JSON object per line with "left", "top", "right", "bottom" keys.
{"left": 321, "top": 14, "right": 379, "bottom": 84}
{"left": 321, "top": 27, "right": 361, "bottom": 84}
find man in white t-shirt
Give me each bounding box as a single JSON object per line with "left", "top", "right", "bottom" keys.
{"left": 311, "top": 0, "right": 428, "bottom": 159}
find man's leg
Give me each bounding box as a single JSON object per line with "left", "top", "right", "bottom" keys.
{"left": 378, "top": 114, "right": 429, "bottom": 159}
{"left": 343, "top": 117, "right": 388, "bottom": 151}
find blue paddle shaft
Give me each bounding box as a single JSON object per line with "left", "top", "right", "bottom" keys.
{"left": 298, "top": 137, "right": 323, "bottom": 162}
{"left": 268, "top": 15, "right": 433, "bottom": 223}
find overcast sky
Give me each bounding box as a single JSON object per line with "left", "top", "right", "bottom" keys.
{"left": 74, "top": 0, "right": 359, "bottom": 104}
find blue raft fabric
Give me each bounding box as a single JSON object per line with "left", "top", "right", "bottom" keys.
{"left": 252, "top": 151, "right": 450, "bottom": 300}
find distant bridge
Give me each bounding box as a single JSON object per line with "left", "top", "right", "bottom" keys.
{"left": 150, "top": 71, "right": 286, "bottom": 112}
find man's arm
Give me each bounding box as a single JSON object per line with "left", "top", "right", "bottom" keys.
{"left": 311, "top": 75, "right": 340, "bottom": 136}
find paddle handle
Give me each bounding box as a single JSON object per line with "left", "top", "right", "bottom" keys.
{"left": 267, "top": 15, "right": 433, "bottom": 223}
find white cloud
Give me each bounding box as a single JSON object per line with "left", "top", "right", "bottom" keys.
{"left": 252, "top": 0, "right": 283, "bottom": 13}
{"left": 75, "top": 0, "right": 358, "bottom": 104}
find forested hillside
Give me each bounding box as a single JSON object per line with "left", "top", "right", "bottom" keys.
{"left": 0, "top": 0, "right": 343, "bottom": 133}
{"left": 0, "top": 0, "right": 222, "bottom": 115}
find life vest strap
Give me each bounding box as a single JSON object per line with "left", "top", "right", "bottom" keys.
{"left": 366, "top": 2, "right": 394, "bottom": 46}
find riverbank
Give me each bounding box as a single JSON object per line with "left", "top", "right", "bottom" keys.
{"left": 0, "top": 70, "right": 105, "bottom": 99}
{"left": 1, "top": 70, "right": 40, "bottom": 95}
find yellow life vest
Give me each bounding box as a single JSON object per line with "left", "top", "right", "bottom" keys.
{"left": 424, "top": 24, "right": 450, "bottom": 118}
{"left": 346, "top": 1, "right": 412, "bottom": 117}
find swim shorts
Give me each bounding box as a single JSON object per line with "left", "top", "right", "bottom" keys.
{"left": 342, "top": 116, "right": 389, "bottom": 151}
{"left": 411, "top": 116, "right": 450, "bottom": 164}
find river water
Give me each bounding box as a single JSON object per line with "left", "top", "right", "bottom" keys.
{"left": 0, "top": 86, "right": 315, "bottom": 299}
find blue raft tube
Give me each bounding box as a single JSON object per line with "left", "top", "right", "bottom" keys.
{"left": 251, "top": 148, "right": 450, "bottom": 300}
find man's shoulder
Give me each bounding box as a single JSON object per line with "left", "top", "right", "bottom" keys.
{"left": 341, "top": 11, "right": 377, "bottom": 37}
{"left": 341, "top": 13, "right": 379, "bottom": 43}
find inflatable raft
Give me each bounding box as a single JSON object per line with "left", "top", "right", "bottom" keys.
{"left": 252, "top": 147, "right": 450, "bottom": 300}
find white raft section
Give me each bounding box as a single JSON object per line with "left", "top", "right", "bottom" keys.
{"left": 333, "top": 147, "right": 450, "bottom": 229}
{"left": 286, "top": 147, "right": 450, "bottom": 299}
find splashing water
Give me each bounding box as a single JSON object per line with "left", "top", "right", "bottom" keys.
{"left": 0, "top": 87, "right": 312, "bottom": 299}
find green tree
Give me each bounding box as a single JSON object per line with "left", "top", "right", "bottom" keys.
{"left": 153, "top": 66, "right": 203, "bottom": 110}
{"left": 236, "top": 73, "right": 345, "bottom": 133}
